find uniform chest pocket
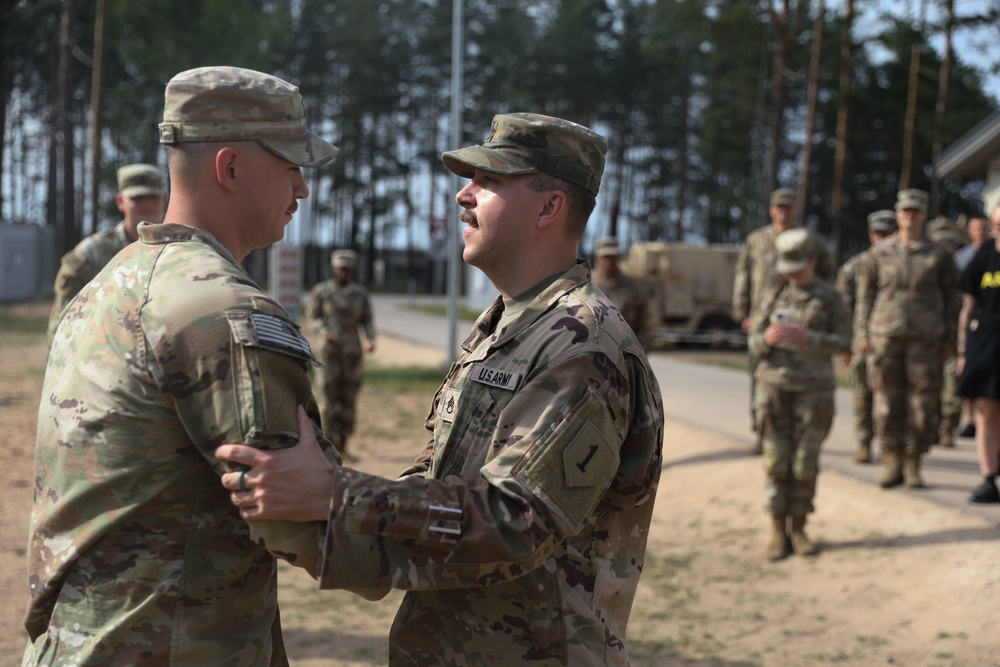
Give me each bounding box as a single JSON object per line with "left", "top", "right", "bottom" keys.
{"left": 432, "top": 385, "right": 501, "bottom": 482}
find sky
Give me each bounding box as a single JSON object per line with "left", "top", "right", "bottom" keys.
{"left": 871, "top": 0, "right": 1000, "bottom": 103}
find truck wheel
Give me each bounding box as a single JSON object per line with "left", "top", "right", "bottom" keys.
{"left": 698, "top": 315, "right": 738, "bottom": 349}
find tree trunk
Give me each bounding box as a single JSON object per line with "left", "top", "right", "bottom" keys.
{"left": 56, "top": 0, "right": 78, "bottom": 255}
{"left": 830, "top": 0, "right": 854, "bottom": 256}
{"left": 930, "top": 0, "right": 953, "bottom": 215}
{"left": 765, "top": 0, "right": 792, "bottom": 203}
{"left": 88, "top": 0, "right": 107, "bottom": 236}
{"left": 900, "top": 0, "right": 927, "bottom": 190}
{"left": 796, "top": 0, "right": 824, "bottom": 224}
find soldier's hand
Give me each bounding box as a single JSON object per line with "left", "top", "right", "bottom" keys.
{"left": 741, "top": 318, "right": 751, "bottom": 334}
{"left": 218, "top": 405, "right": 336, "bottom": 522}
{"left": 858, "top": 338, "right": 872, "bottom": 355}
{"left": 366, "top": 340, "right": 376, "bottom": 354}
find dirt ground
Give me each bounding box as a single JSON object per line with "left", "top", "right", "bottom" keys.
{"left": 2, "top": 300, "right": 999, "bottom": 667}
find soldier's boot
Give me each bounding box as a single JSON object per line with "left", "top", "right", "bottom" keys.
{"left": 937, "top": 428, "right": 955, "bottom": 448}
{"left": 878, "top": 451, "right": 904, "bottom": 489}
{"left": 853, "top": 441, "right": 872, "bottom": 464}
{"left": 751, "top": 432, "right": 763, "bottom": 456}
{"left": 765, "top": 514, "right": 790, "bottom": 561}
{"left": 903, "top": 452, "right": 925, "bottom": 488}
{"left": 788, "top": 515, "right": 819, "bottom": 556}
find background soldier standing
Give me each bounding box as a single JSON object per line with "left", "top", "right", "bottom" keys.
{"left": 926, "top": 217, "right": 971, "bottom": 448}
{"left": 306, "top": 248, "right": 376, "bottom": 461}
{"left": 592, "top": 236, "right": 651, "bottom": 349}
{"left": 733, "top": 187, "right": 836, "bottom": 454}
{"left": 749, "top": 228, "right": 851, "bottom": 560}
{"left": 47, "top": 163, "right": 166, "bottom": 336}
{"left": 855, "top": 189, "right": 961, "bottom": 490}
{"left": 836, "top": 209, "right": 897, "bottom": 463}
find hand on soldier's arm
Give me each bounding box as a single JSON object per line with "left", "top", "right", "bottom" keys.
{"left": 219, "top": 406, "right": 337, "bottom": 522}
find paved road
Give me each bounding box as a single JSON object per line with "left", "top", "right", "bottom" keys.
{"left": 371, "top": 293, "right": 1000, "bottom": 525}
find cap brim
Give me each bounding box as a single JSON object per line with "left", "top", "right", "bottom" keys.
{"left": 777, "top": 258, "right": 809, "bottom": 274}
{"left": 121, "top": 186, "right": 164, "bottom": 199}
{"left": 259, "top": 130, "right": 339, "bottom": 168}
{"left": 442, "top": 146, "right": 537, "bottom": 179}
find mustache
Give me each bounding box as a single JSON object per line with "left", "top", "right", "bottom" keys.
{"left": 459, "top": 210, "right": 477, "bottom": 225}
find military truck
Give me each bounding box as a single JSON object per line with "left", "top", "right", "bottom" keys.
{"left": 620, "top": 241, "right": 745, "bottom": 348}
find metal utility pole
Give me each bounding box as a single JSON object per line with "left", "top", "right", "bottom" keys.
{"left": 446, "top": 0, "right": 463, "bottom": 363}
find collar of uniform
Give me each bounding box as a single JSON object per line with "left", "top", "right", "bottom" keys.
{"left": 137, "top": 221, "right": 243, "bottom": 269}
{"left": 460, "top": 260, "right": 591, "bottom": 354}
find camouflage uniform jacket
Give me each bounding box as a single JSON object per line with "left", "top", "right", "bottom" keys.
{"left": 592, "top": 271, "right": 651, "bottom": 349}
{"left": 733, "top": 225, "right": 836, "bottom": 322}
{"left": 748, "top": 278, "right": 852, "bottom": 392}
{"left": 27, "top": 222, "right": 334, "bottom": 667}
{"left": 47, "top": 220, "right": 131, "bottom": 335}
{"left": 306, "top": 279, "right": 375, "bottom": 355}
{"left": 835, "top": 249, "right": 868, "bottom": 317}
{"left": 316, "top": 261, "right": 664, "bottom": 666}
{"left": 855, "top": 236, "right": 961, "bottom": 347}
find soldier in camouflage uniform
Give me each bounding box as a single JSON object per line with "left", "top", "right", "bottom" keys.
{"left": 47, "top": 163, "right": 166, "bottom": 338}
{"left": 749, "top": 228, "right": 852, "bottom": 560}
{"left": 306, "top": 248, "right": 376, "bottom": 460}
{"left": 836, "top": 210, "right": 897, "bottom": 463}
{"left": 733, "top": 187, "right": 836, "bottom": 454}
{"left": 592, "top": 236, "right": 652, "bottom": 349}
{"left": 25, "top": 67, "right": 340, "bottom": 666}
{"left": 926, "top": 217, "right": 971, "bottom": 448}
{"left": 219, "top": 113, "right": 665, "bottom": 666}
{"left": 855, "top": 189, "right": 961, "bottom": 490}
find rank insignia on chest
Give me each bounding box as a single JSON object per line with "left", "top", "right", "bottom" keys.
{"left": 471, "top": 363, "right": 520, "bottom": 391}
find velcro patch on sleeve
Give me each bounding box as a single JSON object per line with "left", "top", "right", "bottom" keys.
{"left": 517, "top": 392, "right": 620, "bottom": 533}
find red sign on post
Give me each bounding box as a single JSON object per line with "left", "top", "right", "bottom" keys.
{"left": 268, "top": 244, "right": 303, "bottom": 322}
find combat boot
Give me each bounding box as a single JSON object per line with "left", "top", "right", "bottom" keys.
{"left": 751, "top": 433, "right": 763, "bottom": 456}
{"left": 765, "top": 514, "right": 790, "bottom": 561}
{"left": 937, "top": 428, "right": 955, "bottom": 448}
{"left": 853, "top": 441, "right": 872, "bottom": 464}
{"left": 879, "top": 451, "right": 904, "bottom": 488}
{"left": 788, "top": 515, "right": 819, "bottom": 556}
{"left": 903, "top": 452, "right": 925, "bottom": 488}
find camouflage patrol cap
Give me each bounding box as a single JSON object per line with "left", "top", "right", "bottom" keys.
{"left": 770, "top": 187, "right": 796, "bottom": 206}
{"left": 866, "top": 209, "right": 897, "bottom": 233}
{"left": 775, "top": 227, "right": 815, "bottom": 274}
{"left": 595, "top": 237, "right": 621, "bottom": 257}
{"left": 895, "top": 188, "right": 929, "bottom": 211}
{"left": 331, "top": 249, "right": 357, "bottom": 268}
{"left": 442, "top": 112, "right": 608, "bottom": 196}
{"left": 159, "top": 66, "right": 339, "bottom": 168}
{"left": 117, "top": 163, "right": 165, "bottom": 198}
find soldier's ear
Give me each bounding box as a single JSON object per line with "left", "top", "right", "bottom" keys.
{"left": 535, "top": 190, "right": 567, "bottom": 231}
{"left": 215, "top": 147, "right": 240, "bottom": 192}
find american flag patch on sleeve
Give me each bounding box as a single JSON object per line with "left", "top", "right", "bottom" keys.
{"left": 251, "top": 312, "right": 316, "bottom": 362}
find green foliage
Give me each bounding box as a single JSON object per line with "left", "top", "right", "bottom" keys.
{"left": 2, "top": 0, "right": 999, "bottom": 258}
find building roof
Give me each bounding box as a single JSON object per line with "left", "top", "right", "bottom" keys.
{"left": 934, "top": 110, "right": 1000, "bottom": 179}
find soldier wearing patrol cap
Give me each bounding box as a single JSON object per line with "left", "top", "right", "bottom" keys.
{"left": 26, "top": 66, "right": 340, "bottom": 666}
{"left": 749, "top": 228, "right": 851, "bottom": 560}
{"left": 855, "top": 188, "right": 961, "bottom": 490}
{"left": 836, "top": 209, "right": 897, "bottom": 463}
{"left": 218, "top": 112, "right": 664, "bottom": 665}
{"left": 306, "top": 248, "right": 376, "bottom": 461}
{"left": 733, "top": 187, "right": 837, "bottom": 455}
{"left": 592, "top": 236, "right": 652, "bottom": 349}
{"left": 47, "top": 162, "right": 166, "bottom": 338}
